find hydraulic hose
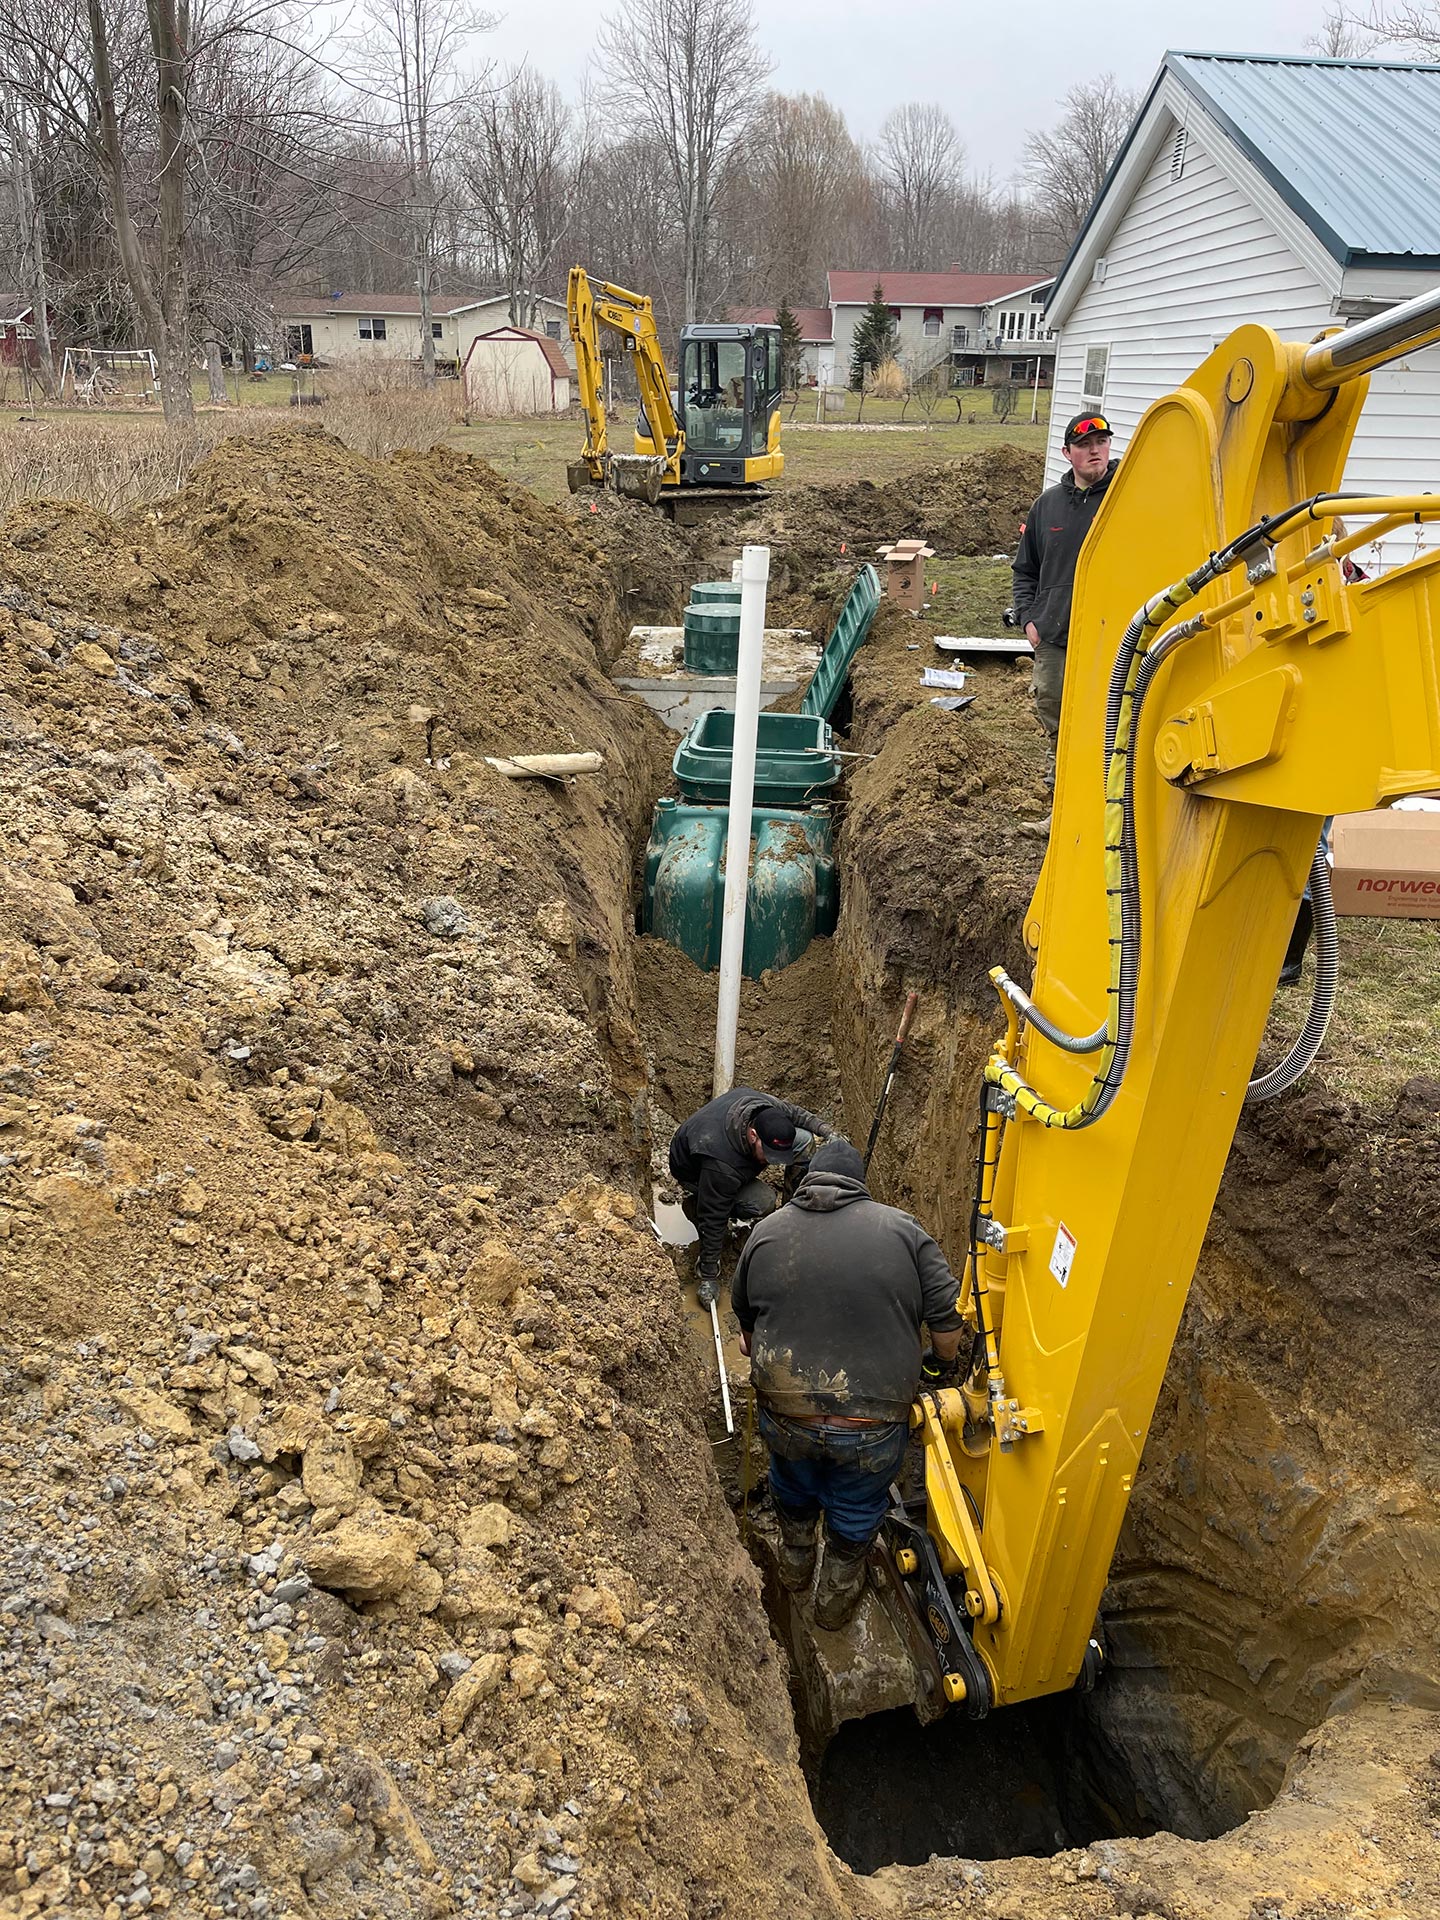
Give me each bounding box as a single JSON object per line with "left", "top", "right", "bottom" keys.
{"left": 988, "top": 485, "right": 1440, "bottom": 1132}
{"left": 1246, "top": 846, "right": 1338, "bottom": 1101}
{"left": 987, "top": 563, "right": 1220, "bottom": 1129}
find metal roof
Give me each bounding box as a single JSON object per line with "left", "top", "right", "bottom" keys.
{"left": 1169, "top": 52, "right": 1440, "bottom": 267}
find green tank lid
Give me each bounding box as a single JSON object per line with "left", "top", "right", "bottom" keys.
{"left": 801, "top": 563, "right": 881, "bottom": 719}
{"left": 690, "top": 580, "right": 743, "bottom": 606}
{"left": 673, "top": 708, "right": 840, "bottom": 806}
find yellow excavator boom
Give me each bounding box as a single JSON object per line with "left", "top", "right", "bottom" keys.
{"left": 915, "top": 283, "right": 1440, "bottom": 1715}
{"left": 566, "top": 267, "right": 683, "bottom": 500}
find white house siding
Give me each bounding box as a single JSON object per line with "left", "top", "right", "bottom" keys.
{"left": 831, "top": 303, "right": 980, "bottom": 377}
{"left": 279, "top": 312, "right": 460, "bottom": 362}
{"left": 1045, "top": 115, "right": 1332, "bottom": 484}
{"left": 455, "top": 298, "right": 571, "bottom": 368}
{"left": 1048, "top": 93, "right": 1440, "bottom": 543}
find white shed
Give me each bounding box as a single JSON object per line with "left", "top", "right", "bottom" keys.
{"left": 1045, "top": 51, "right": 1440, "bottom": 556}
{"left": 462, "top": 326, "right": 572, "bottom": 415}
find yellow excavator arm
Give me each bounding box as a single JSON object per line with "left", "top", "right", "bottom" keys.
{"left": 911, "top": 285, "right": 1440, "bottom": 1717}
{"left": 566, "top": 267, "right": 683, "bottom": 502}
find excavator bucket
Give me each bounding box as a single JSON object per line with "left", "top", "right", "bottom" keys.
{"left": 746, "top": 1509, "right": 951, "bottom": 1747}
{"left": 611, "top": 455, "right": 667, "bottom": 507}
{"left": 566, "top": 459, "right": 600, "bottom": 495}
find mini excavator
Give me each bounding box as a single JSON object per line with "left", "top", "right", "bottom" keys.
{"left": 566, "top": 267, "right": 784, "bottom": 519}
{"left": 773, "top": 283, "right": 1440, "bottom": 1740}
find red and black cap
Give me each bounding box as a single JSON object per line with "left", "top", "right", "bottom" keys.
{"left": 1064, "top": 411, "right": 1112, "bottom": 446}
{"left": 752, "top": 1105, "right": 813, "bottom": 1165}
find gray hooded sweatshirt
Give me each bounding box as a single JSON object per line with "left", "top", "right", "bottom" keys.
{"left": 731, "top": 1170, "right": 963, "bottom": 1421}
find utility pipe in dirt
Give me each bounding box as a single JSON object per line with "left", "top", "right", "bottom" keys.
{"left": 713, "top": 543, "right": 771, "bottom": 1097}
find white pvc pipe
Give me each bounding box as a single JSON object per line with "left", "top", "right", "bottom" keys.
{"left": 710, "top": 1301, "right": 735, "bottom": 1434}
{"left": 713, "top": 543, "right": 770, "bottom": 1097}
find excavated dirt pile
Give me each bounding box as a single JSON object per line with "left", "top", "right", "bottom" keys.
{"left": 733, "top": 447, "right": 1042, "bottom": 627}
{"left": 0, "top": 429, "right": 849, "bottom": 1920}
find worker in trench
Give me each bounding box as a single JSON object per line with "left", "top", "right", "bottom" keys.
{"left": 730, "top": 1138, "right": 966, "bottom": 1629}
{"left": 668, "top": 1086, "right": 834, "bottom": 1306}
{"left": 1012, "top": 410, "right": 1119, "bottom": 836}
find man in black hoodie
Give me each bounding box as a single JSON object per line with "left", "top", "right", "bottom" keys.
{"left": 668, "top": 1086, "right": 831, "bottom": 1306}
{"left": 731, "top": 1139, "right": 965, "bottom": 1628}
{"left": 1012, "top": 411, "right": 1120, "bottom": 833}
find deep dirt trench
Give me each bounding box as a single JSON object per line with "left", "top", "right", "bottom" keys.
{"left": 630, "top": 545, "right": 1440, "bottom": 1910}
{"left": 2, "top": 430, "right": 1438, "bottom": 1920}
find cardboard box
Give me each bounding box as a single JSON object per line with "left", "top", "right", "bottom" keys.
{"left": 1329, "top": 808, "right": 1440, "bottom": 917}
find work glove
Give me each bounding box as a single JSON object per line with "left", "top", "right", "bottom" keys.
{"left": 920, "top": 1348, "right": 959, "bottom": 1388}
{"left": 696, "top": 1258, "right": 721, "bottom": 1307}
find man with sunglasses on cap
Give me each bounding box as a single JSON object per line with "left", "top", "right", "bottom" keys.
{"left": 668, "top": 1086, "right": 833, "bottom": 1306}
{"left": 1012, "top": 411, "right": 1119, "bottom": 834}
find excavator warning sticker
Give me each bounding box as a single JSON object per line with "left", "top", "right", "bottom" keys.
{"left": 1049, "top": 1222, "right": 1077, "bottom": 1288}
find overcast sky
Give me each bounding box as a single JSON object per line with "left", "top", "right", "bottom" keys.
{"left": 483, "top": 0, "right": 1336, "bottom": 181}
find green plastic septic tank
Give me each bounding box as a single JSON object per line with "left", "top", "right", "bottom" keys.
{"left": 690, "top": 580, "right": 743, "bottom": 606}
{"left": 642, "top": 801, "right": 838, "bottom": 976}
{"left": 674, "top": 709, "right": 841, "bottom": 806}
{"left": 682, "top": 600, "right": 742, "bottom": 674}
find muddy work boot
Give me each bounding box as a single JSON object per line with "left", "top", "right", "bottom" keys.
{"left": 813, "top": 1528, "right": 873, "bottom": 1629}
{"left": 774, "top": 1502, "right": 819, "bottom": 1592}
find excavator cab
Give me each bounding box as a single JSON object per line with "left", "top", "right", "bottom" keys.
{"left": 668, "top": 324, "right": 784, "bottom": 487}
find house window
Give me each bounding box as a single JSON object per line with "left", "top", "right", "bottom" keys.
{"left": 1082, "top": 344, "right": 1109, "bottom": 405}
{"left": 999, "top": 309, "right": 1039, "bottom": 341}
{"left": 923, "top": 308, "right": 942, "bottom": 336}
{"left": 1010, "top": 359, "right": 1032, "bottom": 383}
{"left": 431, "top": 321, "right": 443, "bottom": 339}
{"left": 888, "top": 307, "right": 902, "bottom": 323}
{"left": 358, "top": 316, "right": 387, "bottom": 341}
{"left": 285, "top": 324, "right": 313, "bottom": 358}
{"left": 952, "top": 325, "right": 968, "bottom": 348}
{"left": 544, "top": 320, "right": 562, "bottom": 340}
{"left": 1030, "top": 289, "right": 1046, "bottom": 304}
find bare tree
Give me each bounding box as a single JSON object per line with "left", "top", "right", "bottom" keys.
{"left": 1307, "top": 4, "right": 1376, "bottom": 52}
{"left": 876, "top": 103, "right": 963, "bottom": 270}
{"left": 352, "top": 0, "right": 493, "bottom": 382}
{"left": 1022, "top": 73, "right": 1140, "bottom": 269}
{"left": 568, "top": 126, "right": 682, "bottom": 334}
{"left": 457, "top": 64, "right": 572, "bottom": 325}
{"left": 0, "top": 0, "right": 280, "bottom": 423}
{"left": 0, "top": 99, "right": 59, "bottom": 395}
{"left": 596, "top": 0, "right": 769, "bottom": 323}
{"left": 731, "top": 90, "right": 871, "bottom": 305}
{"left": 190, "top": 26, "right": 345, "bottom": 378}
{"left": 1328, "top": 1, "right": 1440, "bottom": 50}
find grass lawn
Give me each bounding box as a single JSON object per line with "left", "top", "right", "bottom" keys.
{"left": 449, "top": 406, "right": 1050, "bottom": 506}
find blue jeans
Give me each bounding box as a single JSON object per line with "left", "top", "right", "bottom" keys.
{"left": 759, "top": 1407, "right": 909, "bottom": 1544}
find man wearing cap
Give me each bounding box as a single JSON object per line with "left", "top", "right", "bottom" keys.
{"left": 1012, "top": 411, "right": 1119, "bottom": 833}
{"left": 731, "top": 1139, "right": 966, "bottom": 1629}
{"left": 668, "top": 1086, "right": 832, "bottom": 1306}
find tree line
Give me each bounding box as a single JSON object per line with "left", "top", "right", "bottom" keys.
{"left": 0, "top": 0, "right": 1143, "bottom": 423}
